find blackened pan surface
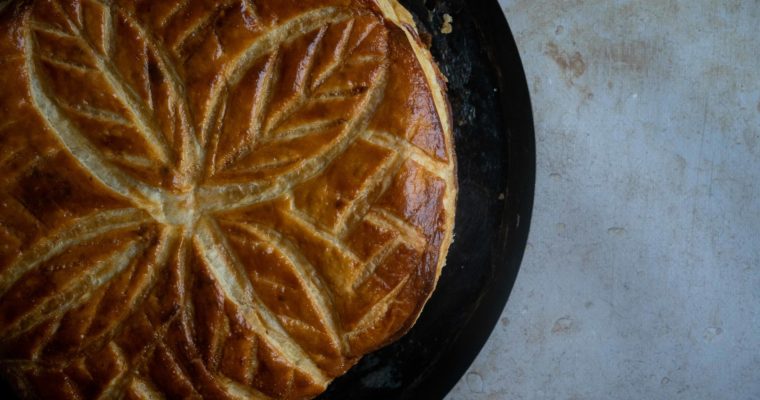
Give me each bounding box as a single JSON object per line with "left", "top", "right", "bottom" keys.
{"left": 319, "top": 0, "right": 535, "bottom": 398}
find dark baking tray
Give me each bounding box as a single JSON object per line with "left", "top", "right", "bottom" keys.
{"left": 0, "top": 0, "right": 534, "bottom": 398}
{"left": 319, "top": 0, "right": 535, "bottom": 398}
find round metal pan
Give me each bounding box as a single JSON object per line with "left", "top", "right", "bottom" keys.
{"left": 0, "top": 0, "right": 534, "bottom": 398}
{"left": 319, "top": 0, "right": 535, "bottom": 398}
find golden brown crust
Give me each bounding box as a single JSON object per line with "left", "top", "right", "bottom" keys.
{"left": 0, "top": 0, "right": 456, "bottom": 398}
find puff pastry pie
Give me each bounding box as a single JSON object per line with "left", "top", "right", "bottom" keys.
{"left": 0, "top": 0, "right": 455, "bottom": 398}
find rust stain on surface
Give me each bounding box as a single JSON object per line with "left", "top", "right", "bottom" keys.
{"left": 545, "top": 41, "right": 587, "bottom": 82}
{"left": 551, "top": 316, "right": 577, "bottom": 335}
{"left": 600, "top": 40, "right": 655, "bottom": 72}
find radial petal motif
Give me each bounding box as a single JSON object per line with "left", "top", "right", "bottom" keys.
{"left": 0, "top": 0, "right": 456, "bottom": 398}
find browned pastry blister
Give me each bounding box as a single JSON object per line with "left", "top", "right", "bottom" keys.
{"left": 0, "top": 0, "right": 456, "bottom": 398}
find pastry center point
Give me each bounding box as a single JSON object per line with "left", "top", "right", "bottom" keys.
{"left": 160, "top": 191, "right": 198, "bottom": 227}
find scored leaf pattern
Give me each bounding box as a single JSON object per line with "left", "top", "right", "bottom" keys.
{"left": 0, "top": 0, "right": 454, "bottom": 398}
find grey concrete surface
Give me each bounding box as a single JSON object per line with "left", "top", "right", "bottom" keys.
{"left": 446, "top": 1, "right": 760, "bottom": 399}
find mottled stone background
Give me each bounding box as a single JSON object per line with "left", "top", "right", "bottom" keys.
{"left": 447, "top": 1, "right": 760, "bottom": 399}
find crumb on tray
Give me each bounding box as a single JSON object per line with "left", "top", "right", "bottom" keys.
{"left": 441, "top": 13, "right": 453, "bottom": 34}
